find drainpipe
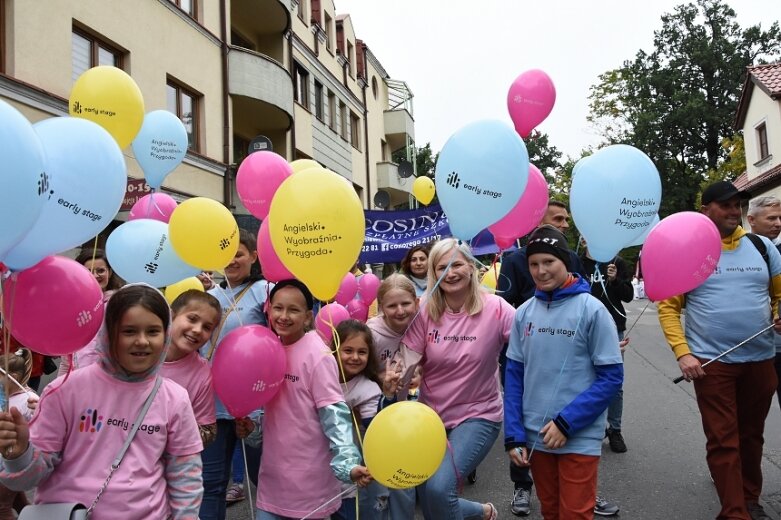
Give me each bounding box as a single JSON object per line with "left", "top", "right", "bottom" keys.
{"left": 288, "top": 31, "right": 296, "bottom": 159}
{"left": 361, "top": 47, "right": 370, "bottom": 209}
{"left": 220, "top": 0, "right": 233, "bottom": 208}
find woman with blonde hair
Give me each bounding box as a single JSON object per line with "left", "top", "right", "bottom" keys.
{"left": 398, "top": 238, "right": 514, "bottom": 520}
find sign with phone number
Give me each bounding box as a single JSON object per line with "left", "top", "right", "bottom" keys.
{"left": 120, "top": 178, "right": 152, "bottom": 210}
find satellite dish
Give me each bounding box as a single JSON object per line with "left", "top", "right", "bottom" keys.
{"left": 248, "top": 135, "right": 273, "bottom": 154}
{"left": 373, "top": 190, "right": 391, "bottom": 209}
{"left": 397, "top": 160, "right": 414, "bottom": 178}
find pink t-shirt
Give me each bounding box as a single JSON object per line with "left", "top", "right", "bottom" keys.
{"left": 161, "top": 352, "right": 216, "bottom": 427}
{"left": 367, "top": 316, "right": 404, "bottom": 378}
{"left": 343, "top": 375, "right": 381, "bottom": 423}
{"left": 30, "top": 364, "right": 203, "bottom": 520}
{"left": 258, "top": 332, "right": 345, "bottom": 518}
{"left": 402, "top": 293, "right": 514, "bottom": 429}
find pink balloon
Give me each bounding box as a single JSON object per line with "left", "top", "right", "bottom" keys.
{"left": 2, "top": 256, "right": 104, "bottom": 355}
{"left": 258, "top": 219, "right": 294, "bottom": 282}
{"left": 236, "top": 151, "right": 293, "bottom": 219}
{"left": 315, "top": 303, "right": 351, "bottom": 344}
{"left": 128, "top": 192, "right": 178, "bottom": 223}
{"left": 489, "top": 164, "right": 549, "bottom": 249}
{"left": 335, "top": 273, "right": 358, "bottom": 306}
{"left": 641, "top": 212, "right": 722, "bottom": 302}
{"left": 358, "top": 273, "right": 381, "bottom": 303}
{"left": 346, "top": 299, "right": 369, "bottom": 322}
{"left": 507, "top": 69, "right": 556, "bottom": 138}
{"left": 211, "top": 324, "right": 286, "bottom": 417}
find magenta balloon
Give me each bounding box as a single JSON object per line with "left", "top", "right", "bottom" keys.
{"left": 641, "top": 212, "right": 722, "bottom": 302}
{"left": 257, "top": 219, "right": 294, "bottom": 282}
{"left": 335, "top": 273, "right": 358, "bottom": 306}
{"left": 488, "top": 164, "right": 549, "bottom": 249}
{"left": 507, "top": 69, "right": 556, "bottom": 138}
{"left": 346, "top": 299, "right": 369, "bottom": 322}
{"left": 211, "top": 324, "right": 286, "bottom": 417}
{"left": 358, "top": 273, "right": 381, "bottom": 303}
{"left": 2, "top": 256, "right": 104, "bottom": 355}
{"left": 315, "top": 303, "right": 351, "bottom": 344}
{"left": 236, "top": 151, "right": 292, "bottom": 219}
{"left": 128, "top": 192, "right": 178, "bottom": 223}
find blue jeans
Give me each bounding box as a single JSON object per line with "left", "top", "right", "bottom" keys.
{"left": 231, "top": 442, "right": 245, "bottom": 484}
{"left": 607, "top": 331, "right": 625, "bottom": 431}
{"left": 256, "top": 511, "right": 299, "bottom": 520}
{"left": 419, "top": 418, "right": 501, "bottom": 519}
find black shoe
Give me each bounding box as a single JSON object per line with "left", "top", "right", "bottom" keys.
{"left": 467, "top": 469, "right": 477, "bottom": 484}
{"left": 511, "top": 487, "right": 531, "bottom": 516}
{"left": 606, "top": 428, "right": 627, "bottom": 453}
{"left": 594, "top": 495, "right": 619, "bottom": 516}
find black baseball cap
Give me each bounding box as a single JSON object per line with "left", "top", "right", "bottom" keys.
{"left": 701, "top": 181, "right": 749, "bottom": 205}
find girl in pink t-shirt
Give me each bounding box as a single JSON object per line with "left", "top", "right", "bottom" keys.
{"left": 257, "top": 279, "right": 371, "bottom": 520}
{"left": 162, "top": 289, "right": 221, "bottom": 446}
{"left": 0, "top": 284, "right": 204, "bottom": 520}
{"left": 399, "top": 239, "right": 514, "bottom": 520}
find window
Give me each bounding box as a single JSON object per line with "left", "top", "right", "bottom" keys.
{"left": 350, "top": 111, "right": 360, "bottom": 149}
{"left": 381, "top": 139, "right": 387, "bottom": 161}
{"left": 233, "top": 135, "right": 250, "bottom": 165}
{"left": 328, "top": 92, "right": 337, "bottom": 130}
{"left": 314, "top": 81, "right": 324, "bottom": 121}
{"left": 168, "top": 0, "right": 196, "bottom": 18}
{"left": 294, "top": 62, "right": 309, "bottom": 108}
{"left": 346, "top": 40, "right": 354, "bottom": 77}
{"left": 372, "top": 77, "right": 378, "bottom": 100}
{"left": 298, "top": 0, "right": 308, "bottom": 23}
{"left": 324, "top": 12, "right": 333, "bottom": 52}
{"left": 339, "top": 102, "right": 348, "bottom": 140}
{"left": 71, "top": 29, "right": 123, "bottom": 82}
{"left": 167, "top": 80, "right": 199, "bottom": 151}
{"left": 231, "top": 30, "right": 255, "bottom": 51}
{"left": 757, "top": 123, "right": 769, "bottom": 161}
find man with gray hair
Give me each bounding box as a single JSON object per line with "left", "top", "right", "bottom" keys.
{"left": 747, "top": 195, "right": 781, "bottom": 242}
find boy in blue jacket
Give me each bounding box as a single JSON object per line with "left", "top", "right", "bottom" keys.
{"left": 504, "top": 225, "right": 623, "bottom": 519}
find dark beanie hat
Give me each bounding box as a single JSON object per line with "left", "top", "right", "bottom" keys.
{"left": 269, "top": 279, "right": 314, "bottom": 310}
{"left": 526, "top": 225, "right": 571, "bottom": 270}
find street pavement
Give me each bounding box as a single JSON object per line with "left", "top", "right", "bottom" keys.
{"left": 227, "top": 298, "right": 781, "bottom": 519}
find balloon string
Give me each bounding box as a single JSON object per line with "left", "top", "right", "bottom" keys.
{"left": 624, "top": 299, "right": 651, "bottom": 338}
{"left": 241, "top": 439, "right": 254, "bottom": 519}
{"left": 300, "top": 484, "right": 357, "bottom": 519}
{"left": 594, "top": 264, "right": 627, "bottom": 319}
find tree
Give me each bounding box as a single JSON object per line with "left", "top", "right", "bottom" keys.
{"left": 525, "top": 131, "right": 564, "bottom": 184}
{"left": 414, "top": 142, "right": 438, "bottom": 178}
{"left": 588, "top": 0, "right": 781, "bottom": 214}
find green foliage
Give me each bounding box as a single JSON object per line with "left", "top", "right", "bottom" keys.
{"left": 587, "top": 0, "right": 781, "bottom": 216}
{"left": 524, "top": 131, "right": 563, "bottom": 183}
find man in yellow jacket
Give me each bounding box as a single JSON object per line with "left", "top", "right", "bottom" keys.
{"left": 659, "top": 181, "right": 781, "bottom": 520}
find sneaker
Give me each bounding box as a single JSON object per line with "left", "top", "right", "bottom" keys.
{"left": 511, "top": 487, "right": 531, "bottom": 516}
{"left": 226, "top": 483, "right": 245, "bottom": 503}
{"left": 594, "top": 496, "right": 619, "bottom": 516}
{"left": 606, "top": 428, "right": 627, "bottom": 453}
{"left": 747, "top": 502, "right": 771, "bottom": 520}
{"left": 468, "top": 469, "right": 477, "bottom": 484}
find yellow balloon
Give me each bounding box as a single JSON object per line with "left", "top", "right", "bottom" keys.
{"left": 169, "top": 197, "right": 239, "bottom": 271}
{"left": 269, "top": 168, "right": 364, "bottom": 301}
{"left": 164, "top": 276, "right": 204, "bottom": 305}
{"left": 69, "top": 66, "right": 145, "bottom": 149}
{"left": 480, "top": 262, "right": 502, "bottom": 293}
{"left": 412, "top": 176, "right": 436, "bottom": 205}
{"left": 363, "top": 401, "right": 447, "bottom": 489}
{"left": 289, "top": 159, "right": 321, "bottom": 175}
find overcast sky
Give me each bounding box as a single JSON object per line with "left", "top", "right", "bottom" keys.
{"left": 335, "top": 0, "right": 781, "bottom": 158}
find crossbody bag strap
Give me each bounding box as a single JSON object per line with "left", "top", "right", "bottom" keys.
{"left": 205, "top": 283, "right": 255, "bottom": 360}
{"left": 86, "top": 376, "right": 163, "bottom": 516}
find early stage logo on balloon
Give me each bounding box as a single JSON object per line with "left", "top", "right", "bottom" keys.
{"left": 37, "top": 172, "right": 50, "bottom": 196}
{"left": 76, "top": 310, "right": 92, "bottom": 328}
{"left": 71, "top": 100, "right": 116, "bottom": 118}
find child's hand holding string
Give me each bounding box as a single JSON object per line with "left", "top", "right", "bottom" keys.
{"left": 0, "top": 408, "right": 29, "bottom": 460}
{"left": 540, "top": 421, "right": 567, "bottom": 450}
{"left": 350, "top": 465, "right": 373, "bottom": 488}
{"left": 507, "top": 446, "right": 530, "bottom": 467}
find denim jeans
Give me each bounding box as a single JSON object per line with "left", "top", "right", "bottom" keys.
{"left": 350, "top": 482, "right": 414, "bottom": 520}
{"left": 256, "top": 511, "right": 299, "bottom": 520}
{"left": 606, "top": 331, "right": 625, "bottom": 431}
{"left": 419, "top": 418, "right": 501, "bottom": 519}
{"left": 231, "top": 442, "right": 245, "bottom": 484}
{"left": 200, "top": 420, "right": 261, "bottom": 520}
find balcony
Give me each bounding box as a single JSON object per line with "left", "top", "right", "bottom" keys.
{"left": 383, "top": 108, "right": 415, "bottom": 152}
{"left": 376, "top": 161, "right": 412, "bottom": 207}
{"left": 228, "top": 46, "right": 294, "bottom": 128}
{"left": 231, "top": 0, "right": 291, "bottom": 36}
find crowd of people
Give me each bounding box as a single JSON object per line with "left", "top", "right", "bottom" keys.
{"left": 0, "top": 179, "right": 776, "bottom": 520}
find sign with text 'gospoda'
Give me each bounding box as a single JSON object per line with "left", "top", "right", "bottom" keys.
{"left": 360, "top": 205, "right": 511, "bottom": 264}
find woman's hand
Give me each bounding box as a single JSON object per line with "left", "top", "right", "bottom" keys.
{"left": 507, "top": 446, "right": 530, "bottom": 467}
{"left": 540, "top": 421, "right": 567, "bottom": 450}
{"left": 350, "top": 465, "right": 373, "bottom": 487}
{"left": 0, "top": 408, "right": 29, "bottom": 460}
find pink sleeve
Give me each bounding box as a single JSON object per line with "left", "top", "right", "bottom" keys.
{"left": 165, "top": 390, "right": 205, "bottom": 457}
{"left": 28, "top": 381, "right": 68, "bottom": 454}
{"left": 190, "top": 367, "right": 216, "bottom": 427}
{"left": 401, "top": 307, "right": 428, "bottom": 355}
{"left": 498, "top": 296, "right": 516, "bottom": 344}
{"left": 309, "top": 355, "right": 344, "bottom": 409}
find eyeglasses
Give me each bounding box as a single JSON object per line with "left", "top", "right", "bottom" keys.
{"left": 92, "top": 268, "right": 108, "bottom": 276}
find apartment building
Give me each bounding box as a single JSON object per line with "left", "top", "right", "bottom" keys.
{"left": 0, "top": 0, "right": 415, "bottom": 221}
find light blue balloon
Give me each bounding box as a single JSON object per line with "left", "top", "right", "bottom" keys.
{"left": 628, "top": 214, "right": 660, "bottom": 246}
{"left": 0, "top": 101, "right": 47, "bottom": 262}
{"left": 106, "top": 219, "right": 199, "bottom": 287}
{"left": 435, "top": 120, "right": 529, "bottom": 241}
{"left": 4, "top": 118, "right": 127, "bottom": 271}
{"left": 132, "top": 110, "right": 188, "bottom": 189}
{"left": 570, "top": 144, "right": 661, "bottom": 262}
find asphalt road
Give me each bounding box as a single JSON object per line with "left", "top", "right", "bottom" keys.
{"left": 222, "top": 298, "right": 781, "bottom": 519}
